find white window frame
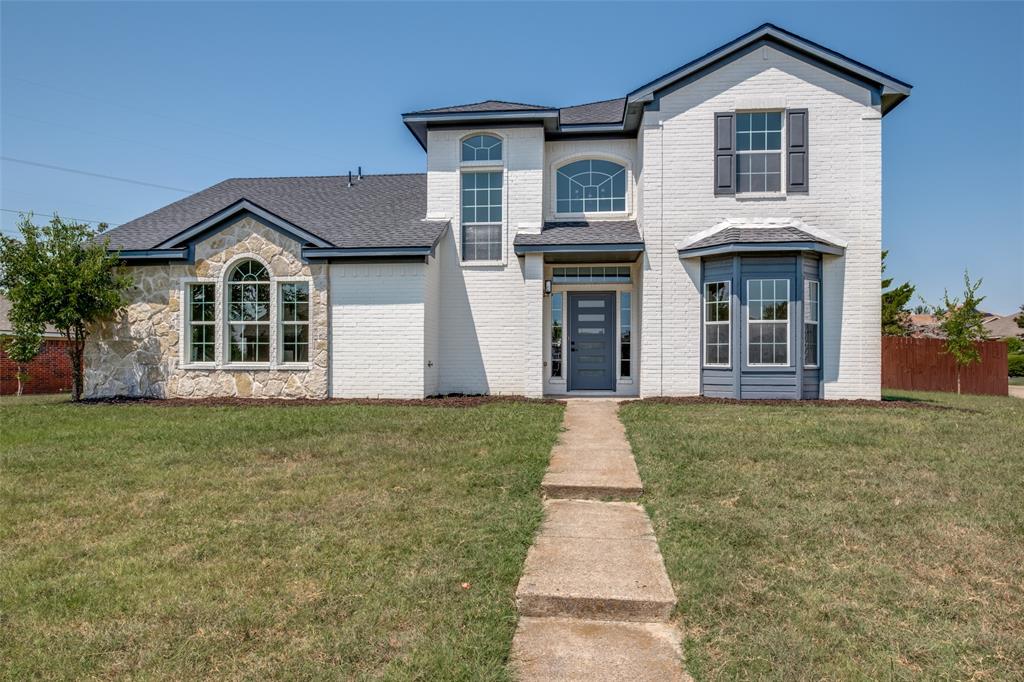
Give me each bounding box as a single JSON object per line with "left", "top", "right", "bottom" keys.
{"left": 461, "top": 133, "right": 503, "bottom": 164}
{"left": 804, "top": 279, "right": 821, "bottom": 369}
{"left": 277, "top": 277, "right": 313, "bottom": 368}
{"left": 181, "top": 279, "right": 218, "bottom": 368}
{"left": 550, "top": 154, "right": 632, "bottom": 220}
{"left": 703, "top": 281, "right": 731, "bottom": 368}
{"left": 746, "top": 278, "right": 790, "bottom": 367}
{"left": 550, "top": 291, "right": 564, "bottom": 380}
{"left": 619, "top": 291, "right": 632, "bottom": 378}
{"left": 225, "top": 259, "right": 272, "bottom": 367}
{"left": 735, "top": 110, "right": 784, "bottom": 196}
{"left": 458, "top": 132, "right": 506, "bottom": 266}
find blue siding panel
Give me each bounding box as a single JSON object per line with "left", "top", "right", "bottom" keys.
{"left": 701, "top": 252, "right": 822, "bottom": 400}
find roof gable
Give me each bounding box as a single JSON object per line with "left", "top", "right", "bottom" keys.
{"left": 628, "top": 23, "right": 911, "bottom": 114}
{"left": 155, "top": 199, "right": 332, "bottom": 250}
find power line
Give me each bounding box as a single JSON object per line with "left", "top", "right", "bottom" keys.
{"left": 1, "top": 157, "right": 194, "bottom": 193}
{"left": 4, "top": 112, "right": 267, "bottom": 173}
{"left": 8, "top": 74, "right": 340, "bottom": 164}
{"left": 1, "top": 208, "right": 121, "bottom": 227}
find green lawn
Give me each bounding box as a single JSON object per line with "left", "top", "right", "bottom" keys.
{"left": 621, "top": 391, "right": 1024, "bottom": 680}
{"left": 0, "top": 395, "right": 563, "bottom": 680}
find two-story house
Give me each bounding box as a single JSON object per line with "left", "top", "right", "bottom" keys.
{"left": 86, "top": 24, "right": 911, "bottom": 400}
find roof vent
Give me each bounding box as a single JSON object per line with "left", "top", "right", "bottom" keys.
{"left": 347, "top": 170, "right": 353, "bottom": 187}
{"left": 357, "top": 166, "right": 363, "bottom": 180}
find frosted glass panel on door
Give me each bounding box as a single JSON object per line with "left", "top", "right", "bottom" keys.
{"left": 578, "top": 300, "right": 605, "bottom": 308}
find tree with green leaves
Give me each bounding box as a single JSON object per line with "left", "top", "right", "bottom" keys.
{"left": 0, "top": 214, "right": 130, "bottom": 401}
{"left": 881, "top": 250, "right": 916, "bottom": 336}
{"left": 1016, "top": 304, "right": 1024, "bottom": 330}
{"left": 936, "top": 271, "right": 987, "bottom": 395}
{"left": 0, "top": 324, "right": 42, "bottom": 397}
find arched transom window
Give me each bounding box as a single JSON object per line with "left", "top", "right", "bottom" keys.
{"left": 227, "top": 260, "right": 270, "bottom": 363}
{"left": 556, "top": 159, "right": 626, "bottom": 214}
{"left": 461, "top": 134, "right": 502, "bottom": 162}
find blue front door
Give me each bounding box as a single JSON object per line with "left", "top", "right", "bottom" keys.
{"left": 568, "top": 292, "right": 617, "bottom": 391}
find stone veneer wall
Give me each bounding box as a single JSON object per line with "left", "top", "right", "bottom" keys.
{"left": 84, "top": 216, "right": 329, "bottom": 399}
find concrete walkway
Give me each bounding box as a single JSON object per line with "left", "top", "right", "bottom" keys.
{"left": 1009, "top": 385, "right": 1024, "bottom": 399}
{"left": 511, "top": 400, "right": 688, "bottom": 681}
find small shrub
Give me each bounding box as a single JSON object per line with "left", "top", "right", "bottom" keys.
{"left": 1008, "top": 353, "right": 1024, "bottom": 378}
{"left": 1002, "top": 336, "right": 1023, "bottom": 354}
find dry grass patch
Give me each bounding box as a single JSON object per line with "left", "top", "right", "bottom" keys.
{"left": 621, "top": 390, "right": 1024, "bottom": 680}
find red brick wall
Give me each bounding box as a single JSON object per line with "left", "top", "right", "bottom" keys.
{"left": 0, "top": 338, "right": 73, "bottom": 395}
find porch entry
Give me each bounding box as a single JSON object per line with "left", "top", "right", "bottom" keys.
{"left": 567, "top": 292, "right": 617, "bottom": 391}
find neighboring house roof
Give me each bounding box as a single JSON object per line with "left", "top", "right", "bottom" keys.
{"left": 102, "top": 174, "right": 450, "bottom": 256}
{"left": 676, "top": 218, "right": 846, "bottom": 257}
{"left": 0, "top": 296, "right": 62, "bottom": 338}
{"left": 404, "top": 23, "right": 912, "bottom": 149}
{"left": 910, "top": 313, "right": 938, "bottom": 327}
{"left": 513, "top": 221, "right": 644, "bottom": 255}
{"left": 982, "top": 313, "right": 1024, "bottom": 339}
{"left": 909, "top": 313, "right": 943, "bottom": 338}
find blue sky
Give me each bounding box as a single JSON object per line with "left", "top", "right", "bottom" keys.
{"left": 2, "top": 1, "right": 1021, "bottom": 313}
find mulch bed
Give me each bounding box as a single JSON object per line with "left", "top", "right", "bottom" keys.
{"left": 631, "top": 395, "right": 952, "bottom": 410}
{"left": 79, "top": 394, "right": 564, "bottom": 408}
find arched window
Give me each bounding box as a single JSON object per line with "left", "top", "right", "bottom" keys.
{"left": 462, "top": 134, "right": 502, "bottom": 162}
{"left": 556, "top": 159, "right": 626, "bottom": 214}
{"left": 227, "top": 260, "right": 270, "bottom": 363}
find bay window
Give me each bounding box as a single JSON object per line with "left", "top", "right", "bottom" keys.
{"left": 747, "top": 278, "right": 789, "bottom": 366}
{"left": 804, "top": 280, "right": 820, "bottom": 368}
{"left": 704, "top": 281, "right": 731, "bottom": 366}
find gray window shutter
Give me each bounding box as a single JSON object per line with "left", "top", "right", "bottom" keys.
{"left": 714, "top": 113, "right": 735, "bottom": 196}
{"left": 787, "top": 109, "right": 809, "bottom": 193}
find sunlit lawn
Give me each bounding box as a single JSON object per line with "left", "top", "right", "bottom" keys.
{"left": 1, "top": 395, "right": 563, "bottom": 680}
{"left": 622, "top": 391, "right": 1024, "bottom": 680}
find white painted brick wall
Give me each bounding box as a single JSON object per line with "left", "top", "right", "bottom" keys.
{"left": 543, "top": 139, "right": 639, "bottom": 222}
{"left": 423, "top": 250, "right": 442, "bottom": 395}
{"left": 638, "top": 45, "right": 883, "bottom": 399}
{"left": 329, "top": 262, "right": 427, "bottom": 398}
{"left": 429, "top": 126, "right": 545, "bottom": 395}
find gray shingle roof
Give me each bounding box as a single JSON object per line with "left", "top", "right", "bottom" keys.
{"left": 102, "top": 174, "right": 448, "bottom": 251}
{"left": 559, "top": 98, "right": 627, "bottom": 126}
{"left": 682, "top": 225, "right": 833, "bottom": 251}
{"left": 514, "top": 221, "right": 642, "bottom": 246}
{"left": 406, "top": 100, "right": 553, "bottom": 115}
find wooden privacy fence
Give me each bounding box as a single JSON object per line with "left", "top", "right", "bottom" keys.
{"left": 881, "top": 337, "right": 1008, "bottom": 396}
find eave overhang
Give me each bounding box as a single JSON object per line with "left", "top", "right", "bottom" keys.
{"left": 114, "top": 248, "right": 191, "bottom": 265}
{"left": 302, "top": 245, "right": 435, "bottom": 261}
{"left": 402, "top": 109, "right": 560, "bottom": 150}
{"left": 677, "top": 241, "right": 845, "bottom": 259}
{"left": 514, "top": 242, "right": 645, "bottom": 256}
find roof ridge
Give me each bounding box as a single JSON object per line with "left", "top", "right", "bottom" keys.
{"left": 224, "top": 172, "right": 426, "bottom": 181}
{"left": 561, "top": 96, "right": 627, "bottom": 109}
{"left": 410, "top": 99, "right": 554, "bottom": 114}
